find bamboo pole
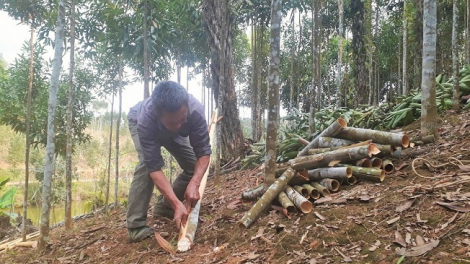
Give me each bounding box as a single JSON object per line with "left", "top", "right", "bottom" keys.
{"left": 341, "top": 176, "right": 357, "bottom": 186}
{"left": 375, "top": 144, "right": 394, "bottom": 157}
{"left": 293, "top": 185, "right": 310, "bottom": 198}
{"left": 339, "top": 164, "right": 385, "bottom": 182}
{"left": 240, "top": 168, "right": 295, "bottom": 228}
{"left": 289, "top": 144, "right": 381, "bottom": 171}
{"left": 301, "top": 184, "right": 321, "bottom": 199}
{"left": 382, "top": 159, "right": 394, "bottom": 173}
{"left": 355, "top": 158, "right": 372, "bottom": 167}
{"left": 284, "top": 186, "right": 313, "bottom": 213}
{"left": 370, "top": 157, "right": 382, "bottom": 168}
{"left": 307, "top": 167, "right": 352, "bottom": 181}
{"left": 298, "top": 137, "right": 310, "bottom": 146}
{"left": 177, "top": 110, "right": 219, "bottom": 252}
{"left": 241, "top": 185, "right": 265, "bottom": 200}
{"left": 298, "top": 118, "right": 347, "bottom": 156}
{"left": 319, "top": 179, "right": 340, "bottom": 192}
{"left": 410, "top": 135, "right": 435, "bottom": 147}
{"left": 335, "top": 127, "right": 410, "bottom": 148}
{"left": 307, "top": 140, "right": 372, "bottom": 155}
{"left": 311, "top": 182, "right": 330, "bottom": 197}
{"left": 317, "top": 137, "right": 357, "bottom": 148}
{"left": 277, "top": 192, "right": 296, "bottom": 213}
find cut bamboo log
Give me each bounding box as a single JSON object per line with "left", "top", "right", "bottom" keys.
{"left": 289, "top": 144, "right": 381, "bottom": 171}
{"left": 319, "top": 179, "right": 340, "bottom": 192}
{"left": 177, "top": 110, "right": 219, "bottom": 252}
{"left": 301, "top": 184, "right": 321, "bottom": 199}
{"left": 375, "top": 144, "right": 394, "bottom": 157}
{"left": 277, "top": 192, "right": 296, "bottom": 213}
{"left": 382, "top": 159, "right": 395, "bottom": 173}
{"left": 317, "top": 137, "right": 357, "bottom": 148}
{"left": 338, "top": 164, "right": 385, "bottom": 182}
{"left": 293, "top": 185, "right": 309, "bottom": 198}
{"left": 240, "top": 168, "right": 295, "bottom": 228}
{"left": 306, "top": 140, "right": 372, "bottom": 155}
{"left": 284, "top": 186, "right": 313, "bottom": 213}
{"left": 341, "top": 176, "right": 357, "bottom": 185}
{"left": 336, "top": 127, "right": 410, "bottom": 148}
{"left": 307, "top": 167, "right": 352, "bottom": 181}
{"left": 298, "top": 137, "right": 310, "bottom": 146}
{"left": 298, "top": 118, "right": 347, "bottom": 156}
{"left": 241, "top": 185, "right": 265, "bottom": 201}
{"left": 410, "top": 135, "right": 435, "bottom": 146}
{"left": 311, "top": 182, "right": 331, "bottom": 197}
{"left": 0, "top": 231, "right": 39, "bottom": 251}
{"left": 370, "top": 157, "right": 383, "bottom": 168}
{"left": 355, "top": 158, "right": 372, "bottom": 167}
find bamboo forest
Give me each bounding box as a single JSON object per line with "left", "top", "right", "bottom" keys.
{"left": 0, "top": 0, "right": 470, "bottom": 263}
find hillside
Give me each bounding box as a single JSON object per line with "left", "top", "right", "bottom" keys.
{"left": 1, "top": 109, "right": 470, "bottom": 264}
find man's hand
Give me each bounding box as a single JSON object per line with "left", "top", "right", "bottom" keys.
{"left": 173, "top": 201, "right": 188, "bottom": 229}
{"left": 184, "top": 180, "right": 201, "bottom": 209}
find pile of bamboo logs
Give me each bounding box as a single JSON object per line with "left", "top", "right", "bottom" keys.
{"left": 240, "top": 117, "right": 419, "bottom": 228}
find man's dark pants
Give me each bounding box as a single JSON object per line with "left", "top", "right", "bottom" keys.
{"left": 126, "top": 106, "right": 197, "bottom": 229}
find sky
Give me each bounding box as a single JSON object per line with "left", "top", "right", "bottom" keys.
{"left": 0, "top": 11, "right": 253, "bottom": 120}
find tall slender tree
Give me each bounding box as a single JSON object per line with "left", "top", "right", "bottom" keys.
{"left": 265, "top": 0, "right": 282, "bottom": 187}
{"left": 65, "top": 0, "right": 76, "bottom": 229}
{"left": 105, "top": 91, "right": 114, "bottom": 212}
{"left": 402, "top": 0, "right": 409, "bottom": 95}
{"left": 421, "top": 0, "right": 438, "bottom": 138}
{"left": 452, "top": 0, "right": 459, "bottom": 110}
{"left": 143, "top": 0, "right": 150, "bottom": 99}
{"left": 39, "top": 0, "right": 66, "bottom": 249}
{"left": 337, "top": 0, "right": 344, "bottom": 107}
{"left": 114, "top": 59, "right": 123, "bottom": 207}
{"left": 23, "top": 13, "right": 34, "bottom": 242}
{"left": 351, "top": 0, "right": 368, "bottom": 106}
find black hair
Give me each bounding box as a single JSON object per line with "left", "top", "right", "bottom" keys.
{"left": 151, "top": 81, "right": 189, "bottom": 116}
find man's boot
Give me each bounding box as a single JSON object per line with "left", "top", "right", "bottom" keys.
{"left": 153, "top": 196, "right": 174, "bottom": 218}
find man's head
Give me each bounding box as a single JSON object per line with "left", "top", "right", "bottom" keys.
{"left": 151, "top": 81, "right": 189, "bottom": 132}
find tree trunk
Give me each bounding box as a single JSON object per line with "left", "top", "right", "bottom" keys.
{"left": 403, "top": 0, "right": 409, "bottom": 95}
{"left": 65, "top": 0, "right": 75, "bottom": 230}
{"left": 337, "top": 0, "right": 344, "bottom": 108}
{"left": 309, "top": 1, "right": 319, "bottom": 136}
{"left": 143, "top": 0, "right": 150, "bottom": 99}
{"left": 452, "top": 0, "right": 460, "bottom": 111}
{"left": 366, "top": 0, "right": 373, "bottom": 105}
{"left": 105, "top": 92, "right": 114, "bottom": 212}
{"left": 351, "top": 0, "right": 368, "bottom": 106}
{"left": 467, "top": 0, "right": 470, "bottom": 64}
{"left": 23, "top": 15, "right": 34, "bottom": 242}
{"left": 421, "top": 0, "right": 438, "bottom": 138}
{"left": 115, "top": 60, "right": 123, "bottom": 207}
{"left": 250, "top": 20, "right": 258, "bottom": 141}
{"left": 203, "top": 0, "right": 245, "bottom": 161}
{"left": 39, "top": 0, "right": 65, "bottom": 249}
{"left": 264, "top": 0, "right": 282, "bottom": 187}
{"left": 289, "top": 12, "right": 295, "bottom": 111}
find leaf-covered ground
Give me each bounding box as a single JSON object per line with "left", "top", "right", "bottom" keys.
{"left": 1, "top": 110, "right": 470, "bottom": 264}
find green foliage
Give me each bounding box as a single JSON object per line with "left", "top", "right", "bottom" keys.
{"left": 0, "top": 175, "right": 17, "bottom": 209}
{"left": 0, "top": 42, "right": 95, "bottom": 157}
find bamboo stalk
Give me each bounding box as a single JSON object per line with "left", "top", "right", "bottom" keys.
{"left": 241, "top": 185, "right": 265, "bottom": 201}
{"left": 284, "top": 186, "right": 313, "bottom": 213}
{"left": 339, "top": 164, "right": 385, "bottom": 182}
{"left": 298, "top": 118, "right": 347, "bottom": 156}
{"left": 306, "top": 140, "right": 372, "bottom": 155}
{"left": 307, "top": 167, "right": 352, "bottom": 181}
{"left": 301, "top": 184, "right": 321, "bottom": 199}
{"left": 370, "top": 157, "right": 382, "bottom": 168}
{"left": 410, "top": 135, "right": 435, "bottom": 146}
{"left": 277, "top": 192, "right": 296, "bottom": 213}
{"left": 240, "top": 168, "right": 296, "bottom": 228}
{"left": 341, "top": 176, "right": 357, "bottom": 185}
{"left": 293, "top": 185, "right": 310, "bottom": 198}
{"left": 382, "top": 159, "right": 394, "bottom": 173}
{"left": 317, "top": 137, "right": 357, "bottom": 148}
{"left": 375, "top": 144, "right": 394, "bottom": 157}
{"left": 289, "top": 144, "right": 381, "bottom": 171}
{"left": 319, "top": 179, "right": 340, "bottom": 192}
{"left": 298, "top": 137, "right": 310, "bottom": 146}
{"left": 336, "top": 127, "right": 410, "bottom": 148}
{"left": 311, "top": 182, "right": 331, "bottom": 197}
{"left": 355, "top": 158, "right": 372, "bottom": 167}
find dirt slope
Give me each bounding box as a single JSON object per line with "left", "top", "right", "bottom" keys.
{"left": 1, "top": 110, "right": 470, "bottom": 264}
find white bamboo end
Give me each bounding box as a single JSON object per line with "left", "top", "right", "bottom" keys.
{"left": 177, "top": 236, "right": 191, "bottom": 252}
